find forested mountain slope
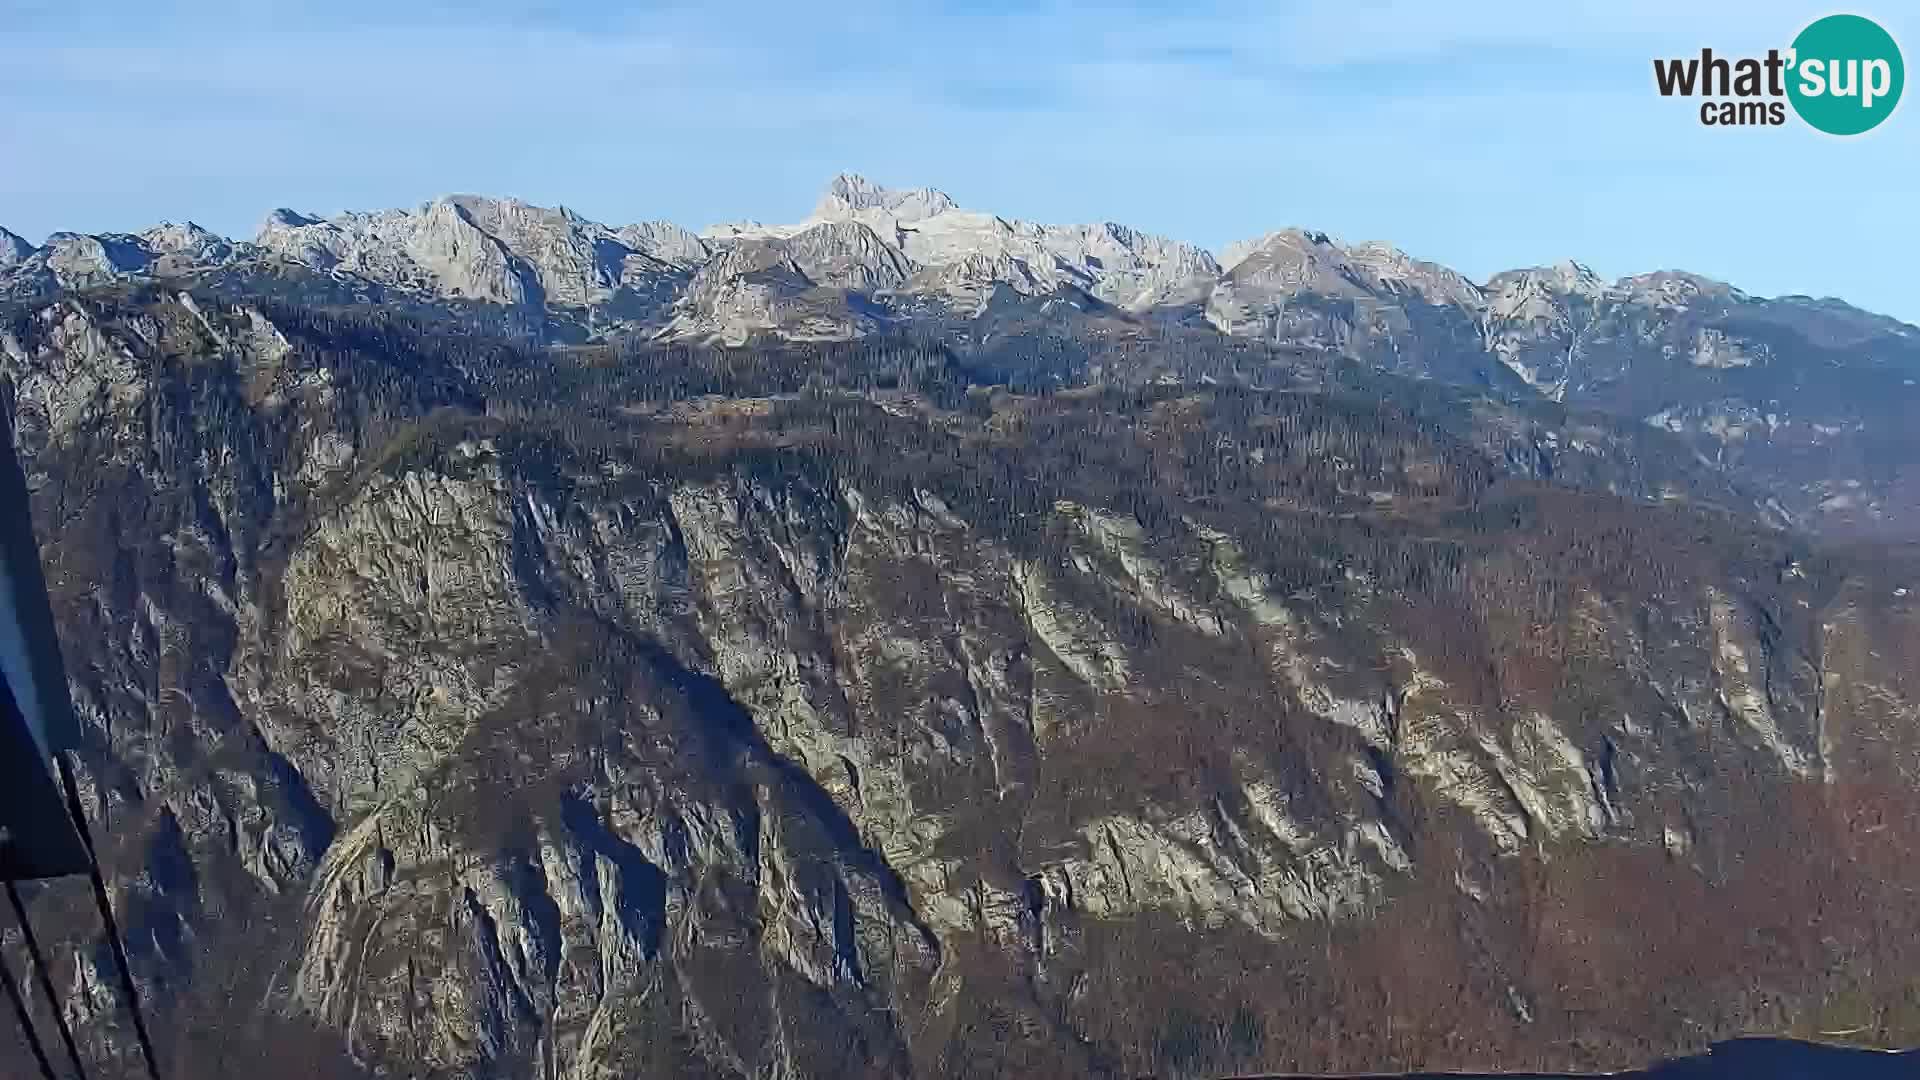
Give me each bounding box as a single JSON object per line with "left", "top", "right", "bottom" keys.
{"left": 1, "top": 283, "right": 1918, "bottom": 1078}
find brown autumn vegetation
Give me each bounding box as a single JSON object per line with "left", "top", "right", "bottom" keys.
{"left": 4, "top": 293, "right": 1919, "bottom": 1078}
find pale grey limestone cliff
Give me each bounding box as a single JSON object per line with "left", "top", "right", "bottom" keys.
{"left": 4, "top": 253, "right": 1918, "bottom": 1079}
{"left": 0, "top": 226, "right": 37, "bottom": 268}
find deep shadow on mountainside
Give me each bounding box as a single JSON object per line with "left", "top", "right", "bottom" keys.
{"left": 1242, "top": 1038, "right": 1916, "bottom": 1077}
{"left": 0, "top": 278, "right": 1918, "bottom": 1079}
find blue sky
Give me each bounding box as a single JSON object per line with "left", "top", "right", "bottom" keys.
{"left": 3, "top": 1, "right": 1916, "bottom": 319}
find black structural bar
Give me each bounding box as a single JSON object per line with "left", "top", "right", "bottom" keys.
{"left": 0, "top": 945, "right": 59, "bottom": 1080}
{"left": 4, "top": 881, "right": 87, "bottom": 1080}
{"left": 0, "top": 393, "right": 91, "bottom": 884}
{"left": 0, "top": 658, "right": 88, "bottom": 884}
{"left": 58, "top": 754, "right": 161, "bottom": 1080}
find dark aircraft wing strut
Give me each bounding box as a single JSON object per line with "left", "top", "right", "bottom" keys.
{"left": 0, "top": 407, "right": 162, "bottom": 1080}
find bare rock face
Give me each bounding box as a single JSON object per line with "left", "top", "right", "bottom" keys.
{"left": 703, "top": 173, "right": 1221, "bottom": 320}
{"left": 253, "top": 197, "right": 693, "bottom": 324}
{"left": 1482, "top": 261, "right": 1610, "bottom": 398}
{"left": 0, "top": 226, "right": 39, "bottom": 268}
{"left": 139, "top": 221, "right": 242, "bottom": 270}
{"left": 254, "top": 198, "right": 534, "bottom": 304}
{"left": 1479, "top": 261, "right": 1920, "bottom": 536}
{"left": 782, "top": 221, "right": 912, "bottom": 293}
{"left": 839, "top": 195, "right": 1221, "bottom": 311}
{"left": 0, "top": 221, "right": 254, "bottom": 302}
{"left": 40, "top": 231, "right": 155, "bottom": 285}
{"left": 1482, "top": 264, "right": 1777, "bottom": 398}
{"left": 660, "top": 222, "right": 905, "bottom": 344}
{"left": 1213, "top": 229, "right": 1482, "bottom": 319}
{"left": 813, "top": 172, "right": 958, "bottom": 225}
{"left": 1207, "top": 228, "right": 1493, "bottom": 384}
{"left": 440, "top": 195, "right": 618, "bottom": 307}
{"left": 614, "top": 219, "right": 712, "bottom": 267}
{"left": 6, "top": 288, "right": 1920, "bottom": 1079}
{"left": 1, "top": 230, "right": 175, "bottom": 298}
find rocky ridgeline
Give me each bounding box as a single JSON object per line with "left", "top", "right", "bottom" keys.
{"left": 8, "top": 174, "right": 1919, "bottom": 540}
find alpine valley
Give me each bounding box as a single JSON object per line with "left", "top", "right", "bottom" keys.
{"left": 3, "top": 176, "right": 1919, "bottom": 1079}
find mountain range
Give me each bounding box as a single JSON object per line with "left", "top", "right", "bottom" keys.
{"left": 8, "top": 173, "right": 1918, "bottom": 540}
{"left": 2, "top": 177, "right": 1919, "bottom": 1080}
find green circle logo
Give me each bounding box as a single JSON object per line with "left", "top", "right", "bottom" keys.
{"left": 1787, "top": 14, "right": 1904, "bottom": 135}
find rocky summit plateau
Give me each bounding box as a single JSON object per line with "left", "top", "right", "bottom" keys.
{"left": 2, "top": 176, "right": 1919, "bottom": 1080}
